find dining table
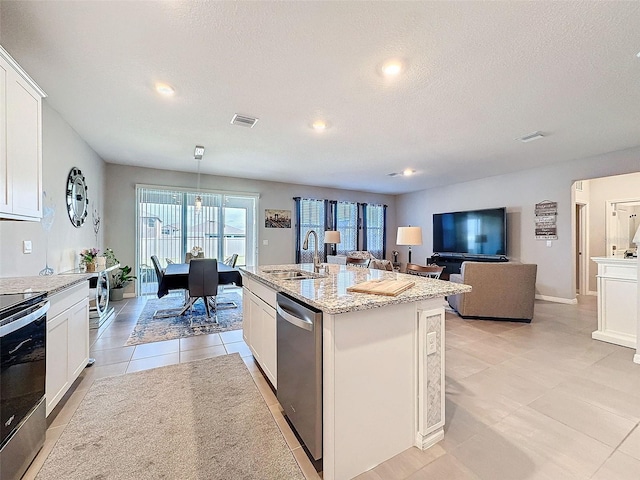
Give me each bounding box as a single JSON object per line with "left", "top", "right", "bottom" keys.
{"left": 157, "top": 261, "right": 243, "bottom": 298}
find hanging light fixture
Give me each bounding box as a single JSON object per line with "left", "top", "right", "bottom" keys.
{"left": 194, "top": 145, "right": 205, "bottom": 214}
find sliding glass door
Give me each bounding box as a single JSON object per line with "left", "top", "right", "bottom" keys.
{"left": 136, "top": 186, "right": 257, "bottom": 295}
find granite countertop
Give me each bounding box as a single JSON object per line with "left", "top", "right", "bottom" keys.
{"left": 0, "top": 273, "right": 92, "bottom": 296}
{"left": 240, "top": 263, "right": 471, "bottom": 315}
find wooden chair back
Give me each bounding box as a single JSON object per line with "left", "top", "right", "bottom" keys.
{"left": 406, "top": 263, "right": 444, "bottom": 279}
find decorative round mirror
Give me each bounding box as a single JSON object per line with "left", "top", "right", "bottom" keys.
{"left": 66, "top": 167, "right": 89, "bottom": 227}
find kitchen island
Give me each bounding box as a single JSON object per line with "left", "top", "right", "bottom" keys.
{"left": 240, "top": 263, "right": 471, "bottom": 480}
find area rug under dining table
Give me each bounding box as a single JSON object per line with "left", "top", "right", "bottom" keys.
{"left": 125, "top": 291, "right": 243, "bottom": 346}
{"left": 35, "top": 354, "right": 304, "bottom": 480}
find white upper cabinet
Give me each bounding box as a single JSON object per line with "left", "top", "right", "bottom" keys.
{"left": 0, "top": 45, "right": 46, "bottom": 221}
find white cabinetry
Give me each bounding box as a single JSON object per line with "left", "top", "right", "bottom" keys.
{"left": 242, "top": 275, "right": 277, "bottom": 387}
{"left": 0, "top": 45, "right": 46, "bottom": 221}
{"left": 591, "top": 257, "right": 637, "bottom": 349}
{"left": 46, "top": 282, "right": 89, "bottom": 416}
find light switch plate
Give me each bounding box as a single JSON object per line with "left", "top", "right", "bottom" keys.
{"left": 263, "top": 239, "right": 269, "bottom": 246}
{"left": 23, "top": 240, "right": 32, "bottom": 254}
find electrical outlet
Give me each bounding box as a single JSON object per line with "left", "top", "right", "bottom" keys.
{"left": 546, "top": 240, "right": 552, "bottom": 247}
{"left": 263, "top": 239, "right": 269, "bottom": 246}
{"left": 426, "top": 332, "right": 437, "bottom": 355}
{"left": 23, "top": 240, "right": 32, "bottom": 254}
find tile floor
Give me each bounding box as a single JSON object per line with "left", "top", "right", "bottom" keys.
{"left": 24, "top": 294, "right": 640, "bottom": 480}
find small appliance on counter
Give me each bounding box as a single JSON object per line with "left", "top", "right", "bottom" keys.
{"left": 0, "top": 291, "right": 49, "bottom": 480}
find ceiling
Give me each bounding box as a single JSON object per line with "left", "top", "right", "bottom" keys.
{"left": 1, "top": 1, "right": 639, "bottom": 195}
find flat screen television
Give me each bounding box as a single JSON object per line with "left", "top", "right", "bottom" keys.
{"left": 433, "top": 207, "right": 507, "bottom": 256}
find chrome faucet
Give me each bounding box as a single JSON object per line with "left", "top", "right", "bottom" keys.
{"left": 303, "top": 229, "right": 321, "bottom": 272}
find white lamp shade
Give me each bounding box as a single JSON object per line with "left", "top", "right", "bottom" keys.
{"left": 633, "top": 225, "right": 640, "bottom": 245}
{"left": 324, "top": 230, "right": 341, "bottom": 244}
{"left": 397, "top": 226, "right": 423, "bottom": 246}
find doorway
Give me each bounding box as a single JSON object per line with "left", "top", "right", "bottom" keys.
{"left": 575, "top": 202, "right": 588, "bottom": 295}
{"left": 605, "top": 199, "right": 640, "bottom": 258}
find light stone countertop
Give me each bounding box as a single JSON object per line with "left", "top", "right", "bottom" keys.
{"left": 240, "top": 263, "right": 472, "bottom": 315}
{"left": 0, "top": 273, "right": 92, "bottom": 296}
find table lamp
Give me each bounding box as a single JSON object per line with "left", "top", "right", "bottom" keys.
{"left": 324, "top": 230, "right": 341, "bottom": 255}
{"left": 397, "top": 226, "right": 422, "bottom": 264}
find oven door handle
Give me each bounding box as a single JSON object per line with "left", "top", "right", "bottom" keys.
{"left": 0, "top": 302, "right": 50, "bottom": 337}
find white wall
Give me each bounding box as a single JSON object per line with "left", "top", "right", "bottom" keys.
{"left": 395, "top": 146, "right": 640, "bottom": 301}
{"left": 104, "top": 163, "right": 396, "bottom": 289}
{"left": 0, "top": 102, "right": 106, "bottom": 277}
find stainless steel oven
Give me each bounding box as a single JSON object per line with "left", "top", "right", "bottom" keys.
{"left": 0, "top": 292, "right": 48, "bottom": 480}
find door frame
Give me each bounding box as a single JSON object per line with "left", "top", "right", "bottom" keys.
{"left": 605, "top": 197, "right": 640, "bottom": 258}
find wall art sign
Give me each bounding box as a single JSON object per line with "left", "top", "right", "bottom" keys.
{"left": 535, "top": 200, "right": 558, "bottom": 240}
{"left": 265, "top": 209, "right": 291, "bottom": 228}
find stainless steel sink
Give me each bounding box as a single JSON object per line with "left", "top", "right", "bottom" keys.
{"left": 264, "top": 269, "right": 325, "bottom": 280}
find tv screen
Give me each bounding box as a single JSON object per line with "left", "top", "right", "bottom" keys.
{"left": 433, "top": 207, "right": 506, "bottom": 256}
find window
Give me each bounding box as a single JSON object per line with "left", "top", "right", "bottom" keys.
{"left": 136, "top": 186, "right": 257, "bottom": 295}
{"left": 363, "top": 204, "right": 387, "bottom": 259}
{"left": 335, "top": 201, "right": 358, "bottom": 255}
{"left": 294, "top": 198, "right": 326, "bottom": 263}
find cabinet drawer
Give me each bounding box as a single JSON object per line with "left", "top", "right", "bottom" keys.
{"left": 48, "top": 282, "right": 89, "bottom": 319}
{"left": 243, "top": 275, "right": 276, "bottom": 309}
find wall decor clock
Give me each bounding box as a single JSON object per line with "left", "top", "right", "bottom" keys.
{"left": 66, "top": 167, "right": 89, "bottom": 227}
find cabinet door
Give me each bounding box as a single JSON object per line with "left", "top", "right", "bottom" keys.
{"left": 260, "top": 304, "right": 277, "bottom": 388}
{"left": 248, "top": 292, "right": 263, "bottom": 362}
{"left": 46, "top": 312, "right": 70, "bottom": 416}
{"left": 6, "top": 71, "right": 41, "bottom": 218}
{"left": 67, "top": 298, "right": 89, "bottom": 381}
{"left": 0, "top": 57, "right": 9, "bottom": 213}
{"left": 242, "top": 287, "right": 251, "bottom": 345}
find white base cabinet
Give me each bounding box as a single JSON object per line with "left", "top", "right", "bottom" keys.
{"left": 242, "top": 276, "right": 277, "bottom": 388}
{"left": 46, "top": 282, "right": 89, "bottom": 416}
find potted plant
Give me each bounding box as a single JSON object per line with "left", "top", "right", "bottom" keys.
{"left": 79, "top": 248, "right": 100, "bottom": 272}
{"left": 109, "top": 265, "right": 136, "bottom": 301}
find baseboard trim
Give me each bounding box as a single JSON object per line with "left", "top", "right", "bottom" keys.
{"left": 587, "top": 290, "right": 598, "bottom": 296}
{"left": 634, "top": 353, "right": 640, "bottom": 365}
{"left": 535, "top": 294, "right": 578, "bottom": 305}
{"left": 416, "top": 428, "right": 444, "bottom": 450}
{"left": 124, "top": 293, "right": 136, "bottom": 298}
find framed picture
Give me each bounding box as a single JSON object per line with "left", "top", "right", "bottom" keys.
{"left": 265, "top": 209, "right": 291, "bottom": 228}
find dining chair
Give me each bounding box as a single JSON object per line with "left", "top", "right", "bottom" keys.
{"left": 179, "top": 258, "right": 219, "bottom": 326}
{"left": 405, "top": 263, "right": 445, "bottom": 279}
{"left": 151, "top": 255, "right": 184, "bottom": 319}
{"left": 223, "top": 253, "right": 239, "bottom": 267}
{"left": 346, "top": 257, "right": 371, "bottom": 268}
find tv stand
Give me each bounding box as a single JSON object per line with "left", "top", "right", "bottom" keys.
{"left": 429, "top": 254, "right": 508, "bottom": 280}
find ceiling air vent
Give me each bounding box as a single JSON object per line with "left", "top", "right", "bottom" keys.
{"left": 231, "top": 114, "right": 259, "bottom": 128}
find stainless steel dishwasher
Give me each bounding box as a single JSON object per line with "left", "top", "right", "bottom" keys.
{"left": 276, "top": 292, "right": 323, "bottom": 460}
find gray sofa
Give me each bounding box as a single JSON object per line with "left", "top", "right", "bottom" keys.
{"left": 447, "top": 261, "right": 537, "bottom": 322}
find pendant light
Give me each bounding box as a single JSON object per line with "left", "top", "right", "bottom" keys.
{"left": 194, "top": 145, "right": 205, "bottom": 214}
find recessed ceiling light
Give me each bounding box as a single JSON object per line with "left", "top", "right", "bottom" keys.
{"left": 155, "top": 82, "right": 175, "bottom": 96}
{"left": 636, "top": 51, "right": 640, "bottom": 58}
{"left": 403, "top": 168, "right": 415, "bottom": 176}
{"left": 381, "top": 59, "right": 403, "bottom": 77}
{"left": 312, "top": 120, "right": 328, "bottom": 131}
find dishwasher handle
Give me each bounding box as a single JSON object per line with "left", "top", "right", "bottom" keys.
{"left": 277, "top": 304, "right": 314, "bottom": 331}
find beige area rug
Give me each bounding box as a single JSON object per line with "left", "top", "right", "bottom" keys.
{"left": 125, "top": 291, "right": 243, "bottom": 346}
{"left": 35, "top": 354, "right": 304, "bottom": 480}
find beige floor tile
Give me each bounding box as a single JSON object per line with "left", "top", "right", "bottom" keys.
{"left": 291, "top": 446, "right": 322, "bottom": 480}
{"left": 179, "top": 332, "right": 223, "bottom": 350}
{"left": 445, "top": 348, "right": 492, "bottom": 381}
{"left": 368, "top": 444, "right": 446, "bottom": 480}
{"left": 456, "top": 365, "right": 548, "bottom": 406}
{"left": 90, "top": 333, "right": 131, "bottom": 350}
{"left": 224, "top": 340, "right": 252, "bottom": 357}
{"left": 179, "top": 344, "right": 227, "bottom": 363}
{"left": 89, "top": 345, "right": 135, "bottom": 365}
{"left": 405, "top": 453, "right": 480, "bottom": 480}
{"left": 591, "top": 451, "right": 640, "bottom": 480}
{"left": 441, "top": 398, "right": 490, "bottom": 450}
{"left": 241, "top": 354, "right": 262, "bottom": 376}
{"left": 75, "top": 361, "right": 128, "bottom": 391}
{"left": 253, "top": 375, "right": 279, "bottom": 406}
{"left": 126, "top": 352, "right": 180, "bottom": 373}
{"left": 491, "top": 406, "right": 613, "bottom": 478}
{"left": 529, "top": 389, "right": 637, "bottom": 447}
{"left": 220, "top": 329, "right": 244, "bottom": 344}
{"left": 618, "top": 425, "right": 640, "bottom": 461}
{"left": 268, "top": 403, "right": 301, "bottom": 449}
{"left": 131, "top": 338, "right": 180, "bottom": 359}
